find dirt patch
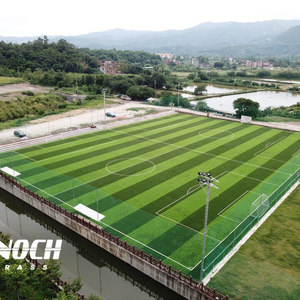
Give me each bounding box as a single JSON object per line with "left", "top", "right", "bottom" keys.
{"left": 29, "top": 109, "right": 88, "bottom": 124}
{"left": 0, "top": 83, "right": 53, "bottom": 101}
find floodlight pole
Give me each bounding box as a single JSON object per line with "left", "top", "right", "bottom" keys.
{"left": 197, "top": 172, "right": 219, "bottom": 283}
{"left": 177, "top": 82, "right": 180, "bottom": 108}
{"left": 102, "top": 89, "right": 106, "bottom": 128}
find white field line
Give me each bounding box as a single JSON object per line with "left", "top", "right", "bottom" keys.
{"left": 37, "top": 137, "right": 84, "bottom": 149}
{"left": 156, "top": 184, "right": 200, "bottom": 215}
{"left": 229, "top": 171, "right": 281, "bottom": 186}
{"left": 292, "top": 149, "right": 300, "bottom": 157}
{"left": 16, "top": 177, "right": 193, "bottom": 270}
{"left": 50, "top": 149, "right": 168, "bottom": 197}
{"left": 203, "top": 180, "right": 300, "bottom": 284}
{"left": 199, "top": 129, "right": 235, "bottom": 140}
{"left": 12, "top": 151, "right": 37, "bottom": 162}
{"left": 115, "top": 115, "right": 195, "bottom": 134}
{"left": 10, "top": 119, "right": 299, "bottom": 271}
{"left": 105, "top": 158, "right": 156, "bottom": 177}
{"left": 218, "top": 190, "right": 250, "bottom": 216}
{"left": 32, "top": 139, "right": 117, "bottom": 163}
{"left": 16, "top": 177, "right": 74, "bottom": 209}
{"left": 192, "top": 170, "right": 300, "bottom": 273}
{"left": 157, "top": 213, "right": 222, "bottom": 244}
{"left": 255, "top": 154, "right": 300, "bottom": 166}
{"left": 155, "top": 171, "right": 227, "bottom": 242}
{"left": 98, "top": 219, "right": 194, "bottom": 270}
{"left": 108, "top": 127, "right": 294, "bottom": 177}
{"left": 254, "top": 136, "right": 286, "bottom": 156}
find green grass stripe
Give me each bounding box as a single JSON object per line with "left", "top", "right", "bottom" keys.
{"left": 85, "top": 122, "right": 258, "bottom": 191}
{"left": 107, "top": 127, "right": 279, "bottom": 207}
{"left": 41, "top": 118, "right": 231, "bottom": 178}
{"left": 53, "top": 125, "right": 270, "bottom": 230}
{"left": 179, "top": 134, "right": 300, "bottom": 231}
{"left": 6, "top": 113, "right": 300, "bottom": 276}
{"left": 18, "top": 114, "right": 192, "bottom": 160}
{"left": 135, "top": 138, "right": 292, "bottom": 262}
{"left": 35, "top": 116, "right": 215, "bottom": 170}
{"left": 100, "top": 131, "right": 296, "bottom": 259}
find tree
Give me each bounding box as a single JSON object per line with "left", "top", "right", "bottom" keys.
{"left": 126, "top": 86, "right": 154, "bottom": 100}
{"left": 196, "top": 101, "right": 209, "bottom": 111}
{"left": 151, "top": 72, "right": 166, "bottom": 89}
{"left": 214, "top": 62, "right": 224, "bottom": 69}
{"left": 233, "top": 98, "right": 260, "bottom": 119}
{"left": 193, "top": 85, "right": 207, "bottom": 95}
{"left": 256, "top": 70, "right": 271, "bottom": 78}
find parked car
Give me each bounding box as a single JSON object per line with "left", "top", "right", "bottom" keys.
{"left": 14, "top": 130, "right": 26, "bottom": 138}
{"left": 105, "top": 112, "right": 116, "bottom": 117}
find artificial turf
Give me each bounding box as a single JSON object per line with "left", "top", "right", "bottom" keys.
{"left": 1, "top": 113, "right": 299, "bottom": 280}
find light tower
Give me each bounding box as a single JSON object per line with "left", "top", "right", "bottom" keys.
{"left": 197, "top": 172, "right": 219, "bottom": 282}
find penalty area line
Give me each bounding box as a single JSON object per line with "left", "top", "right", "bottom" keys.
{"left": 98, "top": 219, "right": 194, "bottom": 271}
{"left": 254, "top": 136, "right": 286, "bottom": 156}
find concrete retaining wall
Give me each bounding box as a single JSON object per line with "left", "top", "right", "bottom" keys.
{"left": 0, "top": 173, "right": 228, "bottom": 300}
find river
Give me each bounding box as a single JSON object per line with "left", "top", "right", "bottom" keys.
{"left": 0, "top": 188, "right": 184, "bottom": 300}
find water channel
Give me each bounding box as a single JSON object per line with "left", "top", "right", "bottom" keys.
{"left": 0, "top": 188, "right": 185, "bottom": 300}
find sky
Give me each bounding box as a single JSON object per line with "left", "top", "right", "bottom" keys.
{"left": 1, "top": 0, "right": 299, "bottom": 37}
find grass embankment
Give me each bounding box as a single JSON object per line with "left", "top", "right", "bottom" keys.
{"left": 0, "top": 93, "right": 116, "bottom": 131}
{"left": 0, "top": 77, "right": 24, "bottom": 85}
{"left": 208, "top": 185, "right": 300, "bottom": 300}
{"left": 256, "top": 116, "right": 300, "bottom": 123}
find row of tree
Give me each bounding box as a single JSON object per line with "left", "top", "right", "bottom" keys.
{"left": 0, "top": 38, "right": 162, "bottom": 76}
{"left": 0, "top": 38, "right": 99, "bottom": 73}
{"left": 19, "top": 69, "right": 180, "bottom": 100}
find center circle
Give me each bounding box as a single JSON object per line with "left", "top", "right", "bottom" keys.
{"left": 106, "top": 158, "right": 155, "bottom": 176}
{"left": 199, "top": 129, "right": 234, "bottom": 139}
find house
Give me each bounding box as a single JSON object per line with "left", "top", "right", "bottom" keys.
{"left": 99, "top": 61, "right": 120, "bottom": 75}
{"left": 192, "top": 58, "right": 199, "bottom": 68}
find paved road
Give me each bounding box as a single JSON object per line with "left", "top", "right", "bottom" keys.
{"left": 0, "top": 102, "right": 173, "bottom": 149}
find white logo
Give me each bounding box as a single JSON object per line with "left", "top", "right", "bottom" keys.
{"left": 0, "top": 239, "right": 62, "bottom": 260}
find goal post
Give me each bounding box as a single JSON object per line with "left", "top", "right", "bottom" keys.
{"left": 241, "top": 115, "right": 252, "bottom": 123}
{"left": 250, "top": 193, "right": 269, "bottom": 219}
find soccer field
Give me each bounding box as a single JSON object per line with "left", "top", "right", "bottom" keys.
{"left": 1, "top": 113, "right": 300, "bottom": 280}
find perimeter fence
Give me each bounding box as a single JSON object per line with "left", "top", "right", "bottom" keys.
{"left": 202, "top": 167, "right": 300, "bottom": 278}
{"left": 0, "top": 171, "right": 230, "bottom": 300}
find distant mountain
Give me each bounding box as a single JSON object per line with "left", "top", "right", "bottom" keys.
{"left": 1, "top": 20, "right": 300, "bottom": 58}
{"left": 273, "top": 25, "right": 300, "bottom": 43}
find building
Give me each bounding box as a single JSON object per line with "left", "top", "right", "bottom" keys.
{"left": 240, "top": 60, "right": 273, "bottom": 69}
{"left": 99, "top": 61, "right": 120, "bottom": 75}
{"left": 192, "top": 58, "right": 199, "bottom": 68}
{"left": 156, "top": 53, "right": 173, "bottom": 59}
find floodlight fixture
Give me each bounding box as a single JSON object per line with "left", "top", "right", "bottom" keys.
{"left": 197, "top": 171, "right": 219, "bottom": 283}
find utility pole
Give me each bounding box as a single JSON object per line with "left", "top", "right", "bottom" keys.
{"left": 102, "top": 89, "right": 106, "bottom": 128}
{"left": 197, "top": 172, "right": 219, "bottom": 282}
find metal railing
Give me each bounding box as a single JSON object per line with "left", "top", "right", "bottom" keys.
{"left": 0, "top": 171, "right": 229, "bottom": 300}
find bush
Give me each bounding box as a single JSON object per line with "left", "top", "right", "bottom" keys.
{"left": 22, "top": 91, "right": 34, "bottom": 96}
{"left": 58, "top": 103, "right": 68, "bottom": 109}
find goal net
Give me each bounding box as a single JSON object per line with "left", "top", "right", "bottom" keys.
{"left": 250, "top": 193, "right": 269, "bottom": 219}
